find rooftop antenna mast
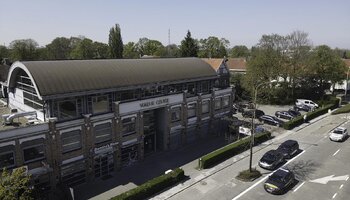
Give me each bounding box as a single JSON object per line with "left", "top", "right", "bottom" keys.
{"left": 168, "top": 29, "right": 171, "bottom": 57}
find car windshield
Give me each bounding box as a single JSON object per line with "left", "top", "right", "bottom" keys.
{"left": 333, "top": 130, "right": 344, "bottom": 134}
{"left": 270, "top": 173, "right": 284, "bottom": 182}
{"left": 263, "top": 153, "right": 276, "bottom": 161}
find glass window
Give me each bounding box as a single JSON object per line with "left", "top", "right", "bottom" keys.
{"left": 202, "top": 100, "right": 210, "bottom": 114}
{"left": 171, "top": 107, "right": 182, "bottom": 122}
{"left": 92, "top": 95, "right": 109, "bottom": 114}
{"left": 122, "top": 117, "right": 136, "bottom": 136}
{"left": 0, "top": 151, "right": 15, "bottom": 168}
{"left": 187, "top": 103, "right": 196, "bottom": 118}
{"left": 223, "top": 96, "right": 230, "bottom": 108}
{"left": 215, "top": 98, "right": 221, "bottom": 110}
{"left": 94, "top": 123, "right": 112, "bottom": 144}
{"left": 201, "top": 82, "right": 209, "bottom": 94}
{"left": 58, "top": 100, "right": 77, "bottom": 120}
{"left": 23, "top": 145, "right": 45, "bottom": 163}
{"left": 61, "top": 130, "right": 82, "bottom": 153}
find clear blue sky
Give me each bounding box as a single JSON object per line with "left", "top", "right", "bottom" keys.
{"left": 1, "top": 0, "right": 349, "bottom": 49}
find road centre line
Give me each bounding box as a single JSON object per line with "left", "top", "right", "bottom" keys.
{"left": 333, "top": 149, "right": 340, "bottom": 156}
{"left": 339, "top": 184, "right": 343, "bottom": 189}
{"left": 232, "top": 150, "right": 305, "bottom": 200}
{"left": 293, "top": 181, "right": 305, "bottom": 192}
{"left": 332, "top": 193, "right": 337, "bottom": 199}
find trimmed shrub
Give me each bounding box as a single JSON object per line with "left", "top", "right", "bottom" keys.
{"left": 111, "top": 168, "right": 185, "bottom": 200}
{"left": 198, "top": 132, "right": 271, "bottom": 169}
{"left": 332, "top": 103, "right": 350, "bottom": 115}
{"left": 283, "top": 101, "right": 339, "bottom": 130}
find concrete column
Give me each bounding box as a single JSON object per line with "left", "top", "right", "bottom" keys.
{"left": 48, "top": 118, "right": 59, "bottom": 187}
{"left": 137, "top": 112, "right": 144, "bottom": 161}
{"left": 163, "top": 106, "right": 171, "bottom": 151}
{"left": 113, "top": 101, "right": 122, "bottom": 171}
{"left": 181, "top": 92, "right": 188, "bottom": 145}
{"left": 82, "top": 114, "right": 93, "bottom": 182}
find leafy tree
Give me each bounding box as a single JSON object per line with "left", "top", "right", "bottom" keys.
{"left": 123, "top": 42, "right": 139, "bottom": 58}
{"left": 0, "top": 167, "right": 33, "bottom": 200}
{"left": 198, "top": 36, "right": 229, "bottom": 58}
{"left": 0, "top": 45, "right": 9, "bottom": 60}
{"left": 46, "top": 37, "right": 72, "bottom": 60}
{"left": 9, "top": 39, "right": 39, "bottom": 61}
{"left": 70, "top": 38, "right": 95, "bottom": 59}
{"left": 108, "top": 24, "right": 123, "bottom": 58}
{"left": 135, "top": 38, "right": 164, "bottom": 57}
{"left": 93, "top": 42, "right": 110, "bottom": 59}
{"left": 179, "top": 30, "right": 198, "bottom": 57}
{"left": 230, "top": 45, "right": 250, "bottom": 58}
{"left": 36, "top": 47, "right": 49, "bottom": 60}
{"left": 308, "top": 45, "right": 347, "bottom": 95}
{"left": 163, "top": 44, "right": 180, "bottom": 57}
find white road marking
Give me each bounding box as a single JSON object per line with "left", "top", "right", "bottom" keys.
{"left": 232, "top": 150, "right": 305, "bottom": 200}
{"left": 333, "top": 149, "right": 340, "bottom": 156}
{"left": 310, "top": 175, "right": 349, "bottom": 184}
{"left": 332, "top": 193, "right": 337, "bottom": 199}
{"left": 293, "top": 181, "right": 305, "bottom": 192}
{"left": 324, "top": 135, "right": 328, "bottom": 139}
{"left": 340, "top": 184, "right": 344, "bottom": 189}
{"left": 346, "top": 176, "right": 349, "bottom": 181}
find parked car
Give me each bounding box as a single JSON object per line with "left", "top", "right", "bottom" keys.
{"left": 259, "top": 115, "right": 285, "bottom": 127}
{"left": 295, "top": 99, "right": 318, "bottom": 111}
{"left": 264, "top": 168, "right": 295, "bottom": 194}
{"left": 329, "top": 127, "right": 348, "bottom": 142}
{"left": 242, "top": 109, "right": 265, "bottom": 118}
{"left": 233, "top": 103, "right": 244, "bottom": 113}
{"left": 294, "top": 104, "right": 312, "bottom": 112}
{"left": 288, "top": 108, "right": 301, "bottom": 117}
{"left": 259, "top": 150, "right": 285, "bottom": 170}
{"left": 275, "top": 111, "right": 295, "bottom": 120}
{"left": 277, "top": 140, "right": 299, "bottom": 159}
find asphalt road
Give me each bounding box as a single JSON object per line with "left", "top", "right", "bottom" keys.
{"left": 162, "top": 113, "right": 350, "bottom": 200}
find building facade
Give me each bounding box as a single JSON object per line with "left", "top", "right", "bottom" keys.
{"left": 0, "top": 58, "right": 233, "bottom": 190}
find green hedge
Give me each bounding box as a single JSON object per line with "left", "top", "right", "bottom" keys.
{"left": 283, "top": 99, "right": 339, "bottom": 130}
{"left": 198, "top": 131, "right": 271, "bottom": 169}
{"left": 111, "top": 168, "right": 185, "bottom": 200}
{"left": 332, "top": 103, "right": 350, "bottom": 115}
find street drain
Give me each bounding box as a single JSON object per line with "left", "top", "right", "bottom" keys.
{"left": 200, "top": 181, "right": 207, "bottom": 185}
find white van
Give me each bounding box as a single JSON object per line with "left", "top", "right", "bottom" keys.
{"left": 295, "top": 99, "right": 319, "bottom": 110}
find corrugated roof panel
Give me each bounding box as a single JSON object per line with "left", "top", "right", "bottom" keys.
{"left": 21, "top": 58, "right": 217, "bottom": 96}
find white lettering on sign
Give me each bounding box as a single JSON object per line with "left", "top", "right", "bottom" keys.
{"left": 94, "top": 142, "right": 118, "bottom": 154}
{"left": 140, "top": 98, "right": 169, "bottom": 108}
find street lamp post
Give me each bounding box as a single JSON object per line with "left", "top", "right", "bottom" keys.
{"left": 248, "top": 80, "right": 277, "bottom": 172}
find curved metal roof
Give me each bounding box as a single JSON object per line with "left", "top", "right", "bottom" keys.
{"left": 15, "top": 58, "right": 216, "bottom": 97}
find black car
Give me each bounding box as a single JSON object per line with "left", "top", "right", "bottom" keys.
{"left": 288, "top": 108, "right": 301, "bottom": 117}
{"left": 294, "top": 104, "right": 312, "bottom": 112}
{"left": 275, "top": 111, "right": 294, "bottom": 120}
{"left": 264, "top": 168, "right": 295, "bottom": 194}
{"left": 258, "top": 150, "right": 284, "bottom": 170}
{"left": 259, "top": 115, "right": 285, "bottom": 127}
{"left": 242, "top": 109, "right": 265, "bottom": 118}
{"left": 277, "top": 140, "right": 299, "bottom": 159}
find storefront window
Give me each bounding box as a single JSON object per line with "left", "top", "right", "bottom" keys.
{"left": 0, "top": 151, "right": 15, "bottom": 168}
{"left": 92, "top": 95, "right": 109, "bottom": 114}
{"left": 122, "top": 117, "right": 136, "bottom": 136}
{"left": 187, "top": 103, "right": 196, "bottom": 118}
{"left": 223, "top": 96, "right": 230, "bottom": 108}
{"left": 202, "top": 100, "right": 210, "bottom": 114}
{"left": 61, "top": 130, "right": 82, "bottom": 153}
{"left": 94, "top": 123, "right": 112, "bottom": 144}
{"left": 215, "top": 98, "right": 221, "bottom": 110}
{"left": 61, "top": 159, "right": 86, "bottom": 186}
{"left": 23, "top": 145, "right": 45, "bottom": 163}
{"left": 201, "top": 81, "right": 209, "bottom": 94}
{"left": 171, "top": 107, "right": 181, "bottom": 122}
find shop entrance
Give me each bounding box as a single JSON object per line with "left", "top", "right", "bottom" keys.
{"left": 94, "top": 153, "right": 114, "bottom": 178}
{"left": 143, "top": 108, "right": 167, "bottom": 155}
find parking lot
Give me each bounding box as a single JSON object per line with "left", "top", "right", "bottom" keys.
{"left": 232, "top": 103, "right": 307, "bottom": 134}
